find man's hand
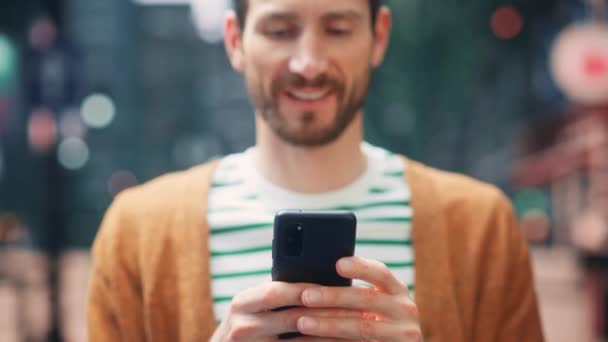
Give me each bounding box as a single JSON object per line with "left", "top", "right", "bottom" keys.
{"left": 210, "top": 281, "right": 361, "bottom": 341}
{"left": 211, "top": 256, "right": 421, "bottom": 341}
{"left": 296, "top": 256, "right": 423, "bottom": 341}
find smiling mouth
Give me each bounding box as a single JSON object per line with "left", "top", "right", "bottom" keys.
{"left": 286, "top": 89, "right": 332, "bottom": 101}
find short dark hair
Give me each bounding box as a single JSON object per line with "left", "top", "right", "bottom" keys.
{"left": 233, "top": 0, "right": 382, "bottom": 30}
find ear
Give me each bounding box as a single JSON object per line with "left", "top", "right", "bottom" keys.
{"left": 224, "top": 11, "right": 245, "bottom": 72}
{"left": 371, "top": 6, "right": 392, "bottom": 68}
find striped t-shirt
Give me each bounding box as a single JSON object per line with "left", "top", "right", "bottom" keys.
{"left": 207, "top": 143, "right": 414, "bottom": 321}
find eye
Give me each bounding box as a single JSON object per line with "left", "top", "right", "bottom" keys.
{"left": 327, "top": 28, "right": 352, "bottom": 36}
{"left": 265, "top": 29, "right": 295, "bottom": 39}
{"left": 261, "top": 22, "right": 297, "bottom": 40}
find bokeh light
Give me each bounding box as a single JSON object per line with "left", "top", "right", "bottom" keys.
{"left": 28, "top": 108, "right": 57, "bottom": 153}
{"left": 107, "top": 170, "right": 138, "bottom": 197}
{"left": 0, "top": 35, "right": 16, "bottom": 83}
{"left": 59, "top": 109, "right": 86, "bottom": 139}
{"left": 550, "top": 23, "right": 608, "bottom": 105}
{"left": 514, "top": 187, "right": 549, "bottom": 214}
{"left": 190, "top": 0, "right": 229, "bottom": 43}
{"left": 81, "top": 94, "right": 116, "bottom": 129}
{"left": 57, "top": 137, "right": 89, "bottom": 170}
{"left": 28, "top": 17, "right": 57, "bottom": 50}
{"left": 491, "top": 6, "right": 524, "bottom": 40}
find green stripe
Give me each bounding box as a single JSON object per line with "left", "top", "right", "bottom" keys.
{"left": 213, "top": 296, "right": 233, "bottom": 303}
{"left": 211, "top": 239, "right": 414, "bottom": 257}
{"left": 243, "top": 194, "right": 258, "bottom": 200}
{"left": 212, "top": 268, "right": 271, "bottom": 280}
{"left": 211, "top": 180, "right": 244, "bottom": 188}
{"left": 211, "top": 223, "right": 272, "bottom": 235}
{"left": 359, "top": 217, "right": 412, "bottom": 223}
{"left": 369, "top": 187, "right": 389, "bottom": 194}
{"left": 384, "top": 261, "right": 415, "bottom": 268}
{"left": 357, "top": 239, "right": 412, "bottom": 246}
{"left": 211, "top": 245, "right": 272, "bottom": 257}
{"left": 384, "top": 170, "right": 404, "bottom": 177}
{"left": 330, "top": 200, "right": 410, "bottom": 211}
{"left": 361, "top": 283, "right": 415, "bottom": 291}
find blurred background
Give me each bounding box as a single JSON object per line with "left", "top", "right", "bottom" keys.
{"left": 0, "top": 0, "right": 607, "bottom": 340}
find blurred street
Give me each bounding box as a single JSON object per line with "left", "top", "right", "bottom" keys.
{"left": 532, "top": 246, "right": 590, "bottom": 342}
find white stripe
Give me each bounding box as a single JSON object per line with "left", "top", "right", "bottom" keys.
{"left": 210, "top": 227, "right": 274, "bottom": 251}
{"left": 211, "top": 251, "right": 272, "bottom": 274}
{"left": 356, "top": 222, "right": 412, "bottom": 240}
{"left": 209, "top": 212, "right": 273, "bottom": 229}
{"left": 355, "top": 245, "right": 414, "bottom": 263}
{"left": 354, "top": 206, "right": 413, "bottom": 219}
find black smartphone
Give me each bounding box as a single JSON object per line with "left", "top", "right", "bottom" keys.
{"left": 272, "top": 210, "right": 357, "bottom": 286}
{"left": 272, "top": 210, "right": 357, "bottom": 339}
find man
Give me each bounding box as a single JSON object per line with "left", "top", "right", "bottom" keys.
{"left": 87, "top": 0, "right": 544, "bottom": 341}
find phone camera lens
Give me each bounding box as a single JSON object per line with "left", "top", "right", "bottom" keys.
{"left": 282, "top": 223, "right": 304, "bottom": 257}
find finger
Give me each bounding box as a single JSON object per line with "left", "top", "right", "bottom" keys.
{"left": 301, "top": 286, "right": 416, "bottom": 320}
{"left": 297, "top": 316, "right": 423, "bottom": 342}
{"left": 292, "top": 337, "right": 357, "bottom": 342}
{"left": 337, "top": 257, "right": 407, "bottom": 295}
{"left": 244, "top": 307, "right": 369, "bottom": 338}
{"left": 230, "top": 282, "right": 318, "bottom": 313}
{"left": 292, "top": 337, "right": 356, "bottom": 342}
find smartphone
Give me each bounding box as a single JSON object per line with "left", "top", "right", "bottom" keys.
{"left": 272, "top": 210, "right": 357, "bottom": 339}
{"left": 272, "top": 209, "right": 357, "bottom": 286}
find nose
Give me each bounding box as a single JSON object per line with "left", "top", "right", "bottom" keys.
{"left": 288, "top": 33, "right": 328, "bottom": 80}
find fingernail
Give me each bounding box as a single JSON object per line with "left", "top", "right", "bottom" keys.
{"left": 304, "top": 289, "right": 321, "bottom": 304}
{"left": 299, "top": 317, "right": 318, "bottom": 331}
{"left": 339, "top": 258, "right": 353, "bottom": 272}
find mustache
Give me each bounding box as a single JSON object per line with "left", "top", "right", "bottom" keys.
{"left": 274, "top": 72, "right": 342, "bottom": 91}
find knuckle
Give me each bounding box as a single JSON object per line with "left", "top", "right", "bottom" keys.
{"left": 399, "top": 300, "right": 420, "bottom": 320}
{"left": 227, "top": 320, "right": 259, "bottom": 341}
{"left": 261, "top": 285, "right": 280, "bottom": 308}
{"left": 228, "top": 295, "right": 244, "bottom": 313}
{"left": 378, "top": 263, "right": 393, "bottom": 281}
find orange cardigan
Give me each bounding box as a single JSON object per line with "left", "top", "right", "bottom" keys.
{"left": 87, "top": 158, "right": 544, "bottom": 341}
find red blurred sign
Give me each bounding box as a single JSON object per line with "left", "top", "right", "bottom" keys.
{"left": 551, "top": 23, "right": 608, "bottom": 105}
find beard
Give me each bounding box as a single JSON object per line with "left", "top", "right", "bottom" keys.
{"left": 250, "top": 68, "right": 371, "bottom": 147}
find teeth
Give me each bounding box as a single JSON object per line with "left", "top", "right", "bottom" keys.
{"left": 289, "top": 90, "right": 327, "bottom": 101}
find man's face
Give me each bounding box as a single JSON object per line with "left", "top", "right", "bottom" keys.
{"left": 233, "top": 0, "right": 381, "bottom": 147}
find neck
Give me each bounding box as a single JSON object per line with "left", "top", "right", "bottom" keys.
{"left": 254, "top": 113, "right": 367, "bottom": 194}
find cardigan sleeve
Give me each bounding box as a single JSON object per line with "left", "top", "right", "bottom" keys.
{"left": 496, "top": 196, "right": 545, "bottom": 341}
{"left": 87, "top": 193, "right": 146, "bottom": 342}
{"left": 475, "top": 193, "right": 545, "bottom": 342}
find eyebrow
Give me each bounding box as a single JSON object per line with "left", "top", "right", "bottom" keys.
{"left": 320, "top": 10, "right": 364, "bottom": 22}
{"left": 257, "top": 9, "right": 364, "bottom": 23}
{"left": 258, "top": 12, "right": 299, "bottom": 23}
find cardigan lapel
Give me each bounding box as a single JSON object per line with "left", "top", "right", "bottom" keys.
{"left": 184, "top": 160, "right": 221, "bottom": 340}
{"left": 405, "top": 158, "right": 466, "bottom": 342}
